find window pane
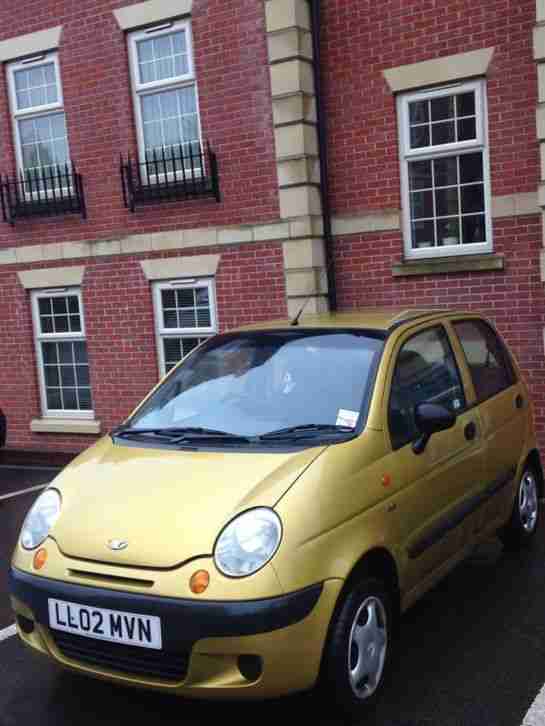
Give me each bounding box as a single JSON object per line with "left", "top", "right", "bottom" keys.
{"left": 411, "top": 220, "right": 435, "bottom": 250}
{"left": 60, "top": 366, "right": 76, "bottom": 387}
{"left": 437, "top": 218, "right": 460, "bottom": 245}
{"left": 461, "top": 184, "right": 484, "bottom": 214}
{"left": 139, "top": 62, "right": 155, "bottom": 84}
{"left": 75, "top": 365, "right": 90, "bottom": 386}
{"left": 389, "top": 326, "right": 465, "bottom": 449}
{"left": 137, "top": 38, "right": 154, "bottom": 63}
{"left": 52, "top": 297, "right": 67, "bottom": 314}
{"left": 457, "top": 92, "right": 475, "bottom": 117}
{"left": 63, "top": 389, "right": 78, "bottom": 410}
{"left": 46, "top": 389, "right": 62, "bottom": 410}
{"left": 73, "top": 341, "right": 88, "bottom": 364}
{"left": 38, "top": 298, "right": 52, "bottom": 316}
{"left": 410, "top": 190, "right": 434, "bottom": 219}
{"left": 178, "top": 86, "right": 197, "bottom": 114}
{"left": 161, "top": 289, "right": 176, "bottom": 308}
{"left": 434, "top": 157, "right": 458, "bottom": 187}
{"left": 453, "top": 320, "right": 514, "bottom": 401}
{"left": 431, "top": 121, "right": 455, "bottom": 145}
{"left": 58, "top": 342, "right": 74, "bottom": 364}
{"left": 458, "top": 117, "right": 476, "bottom": 141}
{"left": 460, "top": 153, "right": 483, "bottom": 183}
{"left": 142, "top": 94, "right": 160, "bottom": 123}
{"left": 410, "top": 125, "right": 429, "bottom": 148}
{"left": 41, "top": 316, "right": 54, "bottom": 334}
{"left": 196, "top": 309, "right": 211, "bottom": 327}
{"left": 44, "top": 366, "right": 59, "bottom": 387}
{"left": 179, "top": 309, "right": 197, "bottom": 328}
{"left": 54, "top": 315, "right": 69, "bottom": 333}
{"left": 195, "top": 287, "right": 209, "bottom": 305}
{"left": 156, "top": 57, "right": 174, "bottom": 81}
{"left": 30, "top": 87, "right": 46, "bottom": 107}
{"left": 174, "top": 55, "right": 189, "bottom": 76}
{"left": 68, "top": 296, "right": 79, "bottom": 314}
{"left": 79, "top": 389, "right": 93, "bottom": 410}
{"left": 462, "top": 214, "right": 486, "bottom": 244}
{"left": 408, "top": 160, "right": 432, "bottom": 190}
{"left": 430, "top": 96, "right": 454, "bottom": 121}
{"left": 69, "top": 315, "right": 82, "bottom": 332}
{"left": 42, "top": 342, "right": 58, "bottom": 364}
{"left": 409, "top": 100, "right": 429, "bottom": 124}
{"left": 172, "top": 31, "right": 187, "bottom": 54}
{"left": 44, "top": 64, "right": 56, "bottom": 85}
{"left": 154, "top": 36, "right": 171, "bottom": 59}
{"left": 435, "top": 187, "right": 459, "bottom": 217}
{"left": 163, "top": 310, "right": 178, "bottom": 328}
{"left": 182, "top": 338, "right": 201, "bottom": 355}
{"left": 177, "top": 288, "right": 194, "bottom": 307}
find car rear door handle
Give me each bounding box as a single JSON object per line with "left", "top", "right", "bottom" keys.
{"left": 515, "top": 394, "right": 524, "bottom": 410}
{"left": 464, "top": 421, "right": 477, "bottom": 441}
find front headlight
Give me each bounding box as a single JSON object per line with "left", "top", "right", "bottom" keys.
{"left": 20, "top": 489, "right": 62, "bottom": 550}
{"left": 214, "top": 508, "right": 282, "bottom": 578}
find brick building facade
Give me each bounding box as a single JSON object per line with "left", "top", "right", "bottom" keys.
{"left": 0, "top": 0, "right": 544, "bottom": 457}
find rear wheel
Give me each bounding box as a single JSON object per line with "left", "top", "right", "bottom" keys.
{"left": 499, "top": 467, "right": 539, "bottom": 550}
{"left": 319, "top": 578, "right": 392, "bottom": 719}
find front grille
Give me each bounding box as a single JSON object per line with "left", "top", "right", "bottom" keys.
{"left": 51, "top": 631, "right": 189, "bottom": 683}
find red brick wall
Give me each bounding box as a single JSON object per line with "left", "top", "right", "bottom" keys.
{"left": 0, "top": 0, "right": 279, "bottom": 250}
{"left": 323, "top": 0, "right": 545, "bottom": 451}
{"left": 0, "top": 243, "right": 286, "bottom": 452}
{"left": 323, "top": 0, "right": 539, "bottom": 213}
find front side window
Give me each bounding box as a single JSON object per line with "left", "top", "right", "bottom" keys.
{"left": 32, "top": 290, "right": 93, "bottom": 417}
{"left": 153, "top": 279, "right": 217, "bottom": 376}
{"left": 127, "top": 330, "right": 385, "bottom": 439}
{"left": 7, "top": 53, "right": 70, "bottom": 194}
{"left": 389, "top": 326, "right": 465, "bottom": 450}
{"left": 128, "top": 21, "right": 202, "bottom": 179}
{"left": 398, "top": 80, "right": 492, "bottom": 258}
{"left": 453, "top": 319, "right": 516, "bottom": 402}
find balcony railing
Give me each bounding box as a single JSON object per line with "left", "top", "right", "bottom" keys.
{"left": 0, "top": 164, "right": 86, "bottom": 225}
{"left": 120, "top": 141, "right": 221, "bottom": 212}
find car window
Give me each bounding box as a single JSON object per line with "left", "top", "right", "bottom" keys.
{"left": 388, "top": 326, "right": 466, "bottom": 450}
{"left": 452, "top": 319, "right": 516, "bottom": 403}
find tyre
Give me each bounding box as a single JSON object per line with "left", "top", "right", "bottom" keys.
{"left": 499, "top": 467, "right": 540, "bottom": 550}
{"left": 319, "top": 577, "right": 393, "bottom": 720}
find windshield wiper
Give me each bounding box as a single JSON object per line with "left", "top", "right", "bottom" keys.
{"left": 259, "top": 424, "right": 355, "bottom": 441}
{"left": 112, "top": 426, "right": 254, "bottom": 444}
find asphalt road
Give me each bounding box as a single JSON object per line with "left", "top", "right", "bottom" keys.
{"left": 1, "top": 466, "right": 545, "bottom": 725}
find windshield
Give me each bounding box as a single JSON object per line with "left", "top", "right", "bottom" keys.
{"left": 125, "top": 330, "right": 384, "bottom": 439}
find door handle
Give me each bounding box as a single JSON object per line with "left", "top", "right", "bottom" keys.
{"left": 515, "top": 394, "right": 524, "bottom": 410}
{"left": 464, "top": 421, "right": 477, "bottom": 441}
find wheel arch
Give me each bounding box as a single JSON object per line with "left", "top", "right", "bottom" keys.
{"left": 338, "top": 547, "right": 401, "bottom": 622}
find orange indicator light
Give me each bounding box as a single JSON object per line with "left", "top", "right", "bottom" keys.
{"left": 33, "top": 548, "right": 47, "bottom": 570}
{"left": 382, "top": 474, "right": 392, "bottom": 488}
{"left": 190, "top": 570, "right": 210, "bottom": 595}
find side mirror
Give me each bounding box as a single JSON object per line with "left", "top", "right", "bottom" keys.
{"left": 412, "top": 402, "right": 456, "bottom": 455}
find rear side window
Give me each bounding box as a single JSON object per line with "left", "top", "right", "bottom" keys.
{"left": 453, "top": 319, "right": 516, "bottom": 403}
{"left": 388, "top": 326, "right": 466, "bottom": 450}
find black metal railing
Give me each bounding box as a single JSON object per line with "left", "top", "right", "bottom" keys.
{"left": 120, "top": 141, "right": 220, "bottom": 212}
{"left": 0, "top": 164, "right": 86, "bottom": 225}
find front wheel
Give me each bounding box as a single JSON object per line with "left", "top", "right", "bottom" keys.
{"left": 319, "top": 578, "right": 392, "bottom": 719}
{"left": 499, "top": 467, "right": 540, "bottom": 550}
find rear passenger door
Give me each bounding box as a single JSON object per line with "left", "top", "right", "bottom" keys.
{"left": 451, "top": 318, "right": 527, "bottom": 530}
{"left": 387, "top": 324, "right": 485, "bottom": 594}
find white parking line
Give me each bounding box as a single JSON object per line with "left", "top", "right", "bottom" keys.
{"left": 0, "top": 624, "right": 16, "bottom": 642}
{"left": 523, "top": 683, "right": 545, "bottom": 725}
{"left": 0, "top": 484, "right": 48, "bottom": 502}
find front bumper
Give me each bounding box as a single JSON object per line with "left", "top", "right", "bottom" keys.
{"left": 10, "top": 567, "right": 342, "bottom": 699}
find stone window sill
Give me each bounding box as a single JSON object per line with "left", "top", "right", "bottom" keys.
{"left": 392, "top": 254, "right": 505, "bottom": 277}
{"left": 30, "top": 418, "right": 101, "bottom": 435}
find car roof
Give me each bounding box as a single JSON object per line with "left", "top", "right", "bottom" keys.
{"left": 235, "top": 307, "right": 473, "bottom": 334}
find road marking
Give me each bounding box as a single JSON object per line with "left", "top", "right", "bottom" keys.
{"left": 523, "top": 682, "right": 545, "bottom": 725}
{"left": 0, "top": 484, "right": 48, "bottom": 502}
{"left": 0, "top": 624, "right": 16, "bottom": 642}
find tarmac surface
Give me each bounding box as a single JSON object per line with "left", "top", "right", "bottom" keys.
{"left": 1, "top": 465, "right": 545, "bottom": 725}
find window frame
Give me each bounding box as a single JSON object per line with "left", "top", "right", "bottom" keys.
{"left": 397, "top": 79, "right": 493, "bottom": 260}
{"left": 31, "top": 287, "right": 94, "bottom": 420}
{"left": 152, "top": 277, "right": 217, "bottom": 378}
{"left": 6, "top": 52, "right": 71, "bottom": 196}
{"left": 387, "top": 324, "right": 467, "bottom": 451}
{"left": 127, "top": 19, "right": 204, "bottom": 180}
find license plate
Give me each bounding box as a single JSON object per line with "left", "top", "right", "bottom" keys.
{"left": 48, "top": 598, "right": 162, "bottom": 650}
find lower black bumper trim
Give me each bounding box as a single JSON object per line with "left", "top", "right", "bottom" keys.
{"left": 9, "top": 568, "right": 323, "bottom": 651}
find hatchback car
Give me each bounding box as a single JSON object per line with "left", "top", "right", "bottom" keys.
{"left": 10, "top": 309, "right": 542, "bottom": 717}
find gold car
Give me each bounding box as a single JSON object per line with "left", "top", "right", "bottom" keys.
{"left": 10, "top": 308, "right": 542, "bottom": 718}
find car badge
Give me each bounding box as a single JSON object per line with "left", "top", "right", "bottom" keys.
{"left": 107, "top": 539, "right": 128, "bottom": 551}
